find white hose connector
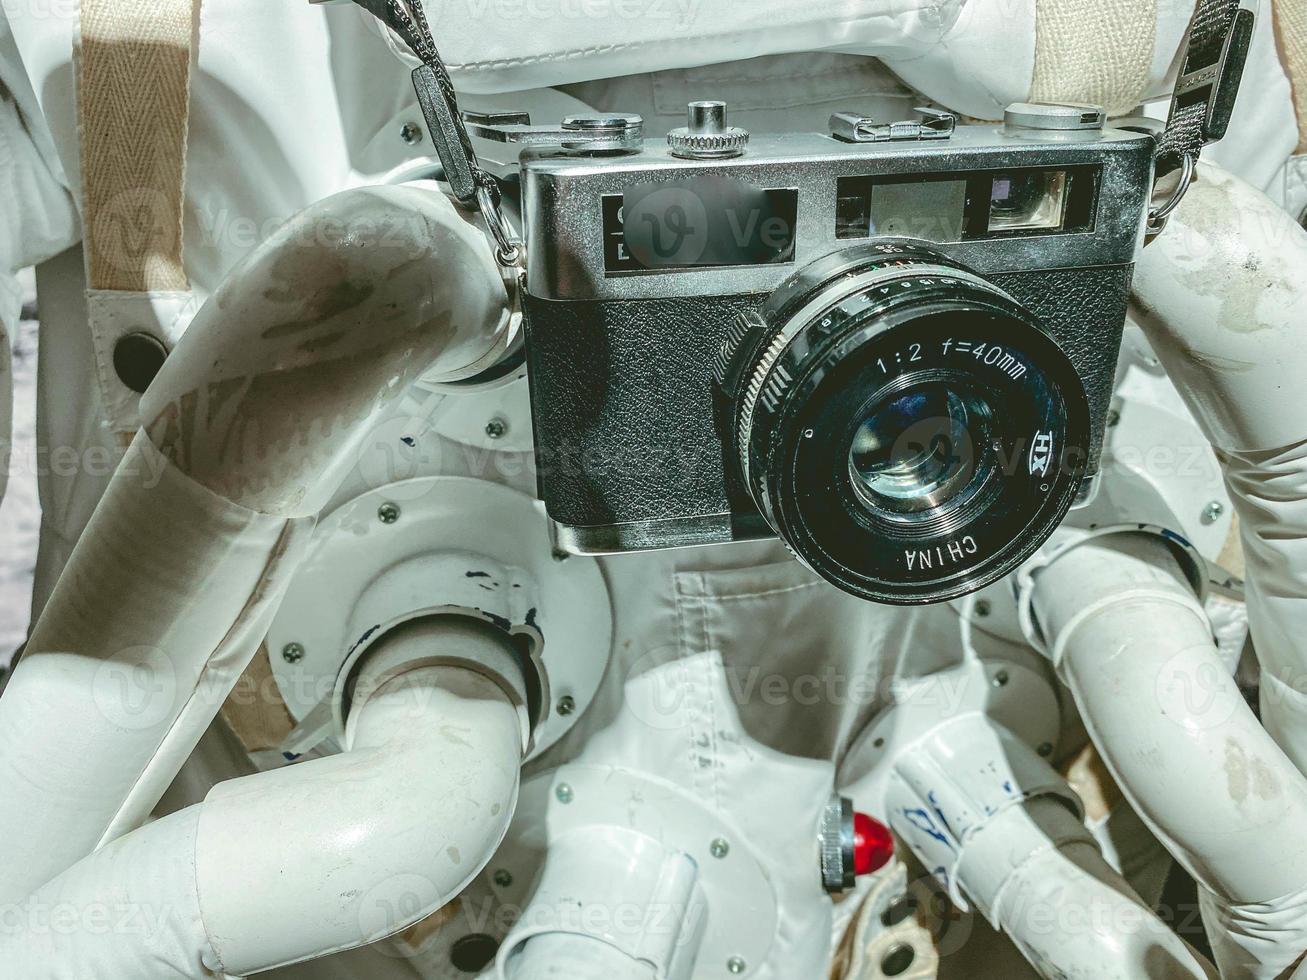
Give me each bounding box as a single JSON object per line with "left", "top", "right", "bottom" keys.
{"left": 876, "top": 707, "right": 1214, "bottom": 979}
{"left": 845, "top": 661, "right": 1211, "bottom": 980}
{"left": 1029, "top": 532, "right": 1307, "bottom": 978}
{"left": 0, "top": 618, "right": 525, "bottom": 978}
{"left": 498, "top": 828, "right": 707, "bottom": 980}
{"left": 1132, "top": 163, "right": 1307, "bottom": 778}
{"left": 0, "top": 183, "right": 514, "bottom": 906}
{"left": 980, "top": 797, "right": 1217, "bottom": 980}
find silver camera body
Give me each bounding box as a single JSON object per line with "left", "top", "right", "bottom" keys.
{"left": 493, "top": 101, "right": 1156, "bottom": 604}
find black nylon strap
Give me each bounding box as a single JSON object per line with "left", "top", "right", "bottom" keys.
{"left": 352, "top": 0, "right": 500, "bottom": 209}
{"left": 1155, "top": 0, "right": 1255, "bottom": 177}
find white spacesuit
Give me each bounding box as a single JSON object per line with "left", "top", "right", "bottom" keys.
{"left": 0, "top": 2, "right": 1306, "bottom": 979}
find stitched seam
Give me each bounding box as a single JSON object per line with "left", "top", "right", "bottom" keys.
{"left": 448, "top": 5, "right": 934, "bottom": 73}
{"left": 708, "top": 580, "right": 825, "bottom": 602}
{"left": 698, "top": 592, "right": 721, "bottom": 813}
{"left": 673, "top": 572, "right": 704, "bottom": 800}
{"left": 661, "top": 64, "right": 906, "bottom": 87}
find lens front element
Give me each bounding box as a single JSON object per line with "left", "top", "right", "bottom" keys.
{"left": 848, "top": 384, "right": 991, "bottom": 515}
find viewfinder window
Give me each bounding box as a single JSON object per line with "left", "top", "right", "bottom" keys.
{"left": 988, "top": 171, "right": 1070, "bottom": 232}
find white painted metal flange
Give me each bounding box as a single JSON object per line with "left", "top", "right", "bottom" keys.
{"left": 490, "top": 765, "right": 780, "bottom": 980}
{"left": 267, "top": 476, "right": 613, "bottom": 761}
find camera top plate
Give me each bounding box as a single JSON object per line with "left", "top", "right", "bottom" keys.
{"left": 519, "top": 121, "right": 1154, "bottom": 303}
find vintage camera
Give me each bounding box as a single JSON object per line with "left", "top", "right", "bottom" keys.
{"left": 476, "top": 99, "right": 1155, "bottom": 605}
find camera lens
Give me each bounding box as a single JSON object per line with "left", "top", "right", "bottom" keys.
{"left": 848, "top": 384, "right": 990, "bottom": 515}
{"left": 715, "top": 241, "right": 1090, "bottom": 605}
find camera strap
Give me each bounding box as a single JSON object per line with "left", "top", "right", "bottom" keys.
{"left": 1149, "top": 0, "right": 1256, "bottom": 230}
{"left": 351, "top": 0, "right": 525, "bottom": 267}
{"left": 352, "top": 0, "right": 1252, "bottom": 242}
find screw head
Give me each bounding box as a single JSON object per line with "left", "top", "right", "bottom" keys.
{"left": 400, "top": 122, "right": 423, "bottom": 145}
{"left": 1201, "top": 500, "right": 1225, "bottom": 525}
{"left": 974, "top": 599, "right": 992, "bottom": 619}
{"left": 556, "top": 695, "right": 576, "bottom": 717}
{"left": 555, "top": 783, "right": 574, "bottom": 804}
{"left": 492, "top": 869, "right": 514, "bottom": 888}
{"left": 710, "top": 838, "right": 731, "bottom": 860}
{"left": 377, "top": 502, "right": 401, "bottom": 525}
{"left": 485, "top": 417, "right": 508, "bottom": 440}
{"left": 728, "top": 957, "right": 747, "bottom": 975}
{"left": 1037, "top": 742, "right": 1055, "bottom": 757}
{"left": 281, "top": 642, "right": 305, "bottom": 665}
{"left": 992, "top": 669, "right": 1009, "bottom": 688}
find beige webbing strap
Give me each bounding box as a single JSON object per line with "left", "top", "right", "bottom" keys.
{"left": 1030, "top": 0, "right": 1159, "bottom": 116}
{"left": 76, "top": 0, "right": 198, "bottom": 292}
{"left": 1275, "top": 0, "right": 1307, "bottom": 152}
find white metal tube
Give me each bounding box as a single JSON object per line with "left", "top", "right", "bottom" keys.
{"left": 1030, "top": 533, "right": 1307, "bottom": 977}
{"left": 1132, "top": 163, "right": 1307, "bottom": 778}
{"left": 978, "top": 797, "right": 1216, "bottom": 980}
{"left": 0, "top": 182, "right": 514, "bottom": 906}
{"left": 0, "top": 646, "right": 523, "bottom": 977}
{"left": 879, "top": 705, "right": 1214, "bottom": 980}
{"left": 139, "top": 181, "right": 515, "bottom": 517}
{"left": 1129, "top": 157, "right": 1307, "bottom": 980}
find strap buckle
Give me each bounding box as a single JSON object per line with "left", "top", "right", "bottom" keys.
{"left": 1150, "top": 0, "right": 1256, "bottom": 232}
{"left": 1171, "top": 3, "right": 1256, "bottom": 147}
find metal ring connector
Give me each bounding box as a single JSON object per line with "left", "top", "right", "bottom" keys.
{"left": 475, "top": 182, "right": 524, "bottom": 267}
{"left": 1147, "top": 152, "right": 1197, "bottom": 236}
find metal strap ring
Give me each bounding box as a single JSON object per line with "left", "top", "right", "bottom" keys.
{"left": 475, "top": 182, "right": 524, "bottom": 267}
{"left": 1149, "top": 152, "right": 1197, "bottom": 232}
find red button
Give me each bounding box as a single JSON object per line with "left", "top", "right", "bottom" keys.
{"left": 853, "top": 812, "right": 894, "bottom": 876}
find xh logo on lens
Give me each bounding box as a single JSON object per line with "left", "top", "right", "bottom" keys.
{"left": 1028, "top": 431, "right": 1055, "bottom": 477}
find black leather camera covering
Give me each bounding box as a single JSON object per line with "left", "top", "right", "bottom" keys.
{"left": 522, "top": 264, "right": 1130, "bottom": 531}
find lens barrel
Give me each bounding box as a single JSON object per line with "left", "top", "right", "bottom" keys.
{"left": 715, "top": 241, "right": 1091, "bottom": 605}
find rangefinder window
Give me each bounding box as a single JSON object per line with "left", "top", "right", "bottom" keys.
{"left": 835, "top": 165, "right": 1100, "bottom": 243}
{"left": 836, "top": 174, "right": 975, "bottom": 242}
{"left": 603, "top": 177, "right": 798, "bottom": 273}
